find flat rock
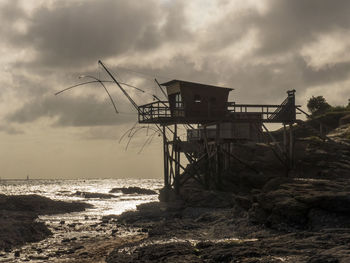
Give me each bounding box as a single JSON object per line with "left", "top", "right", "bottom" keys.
{"left": 109, "top": 187, "right": 156, "bottom": 195}
{"left": 73, "top": 191, "right": 116, "bottom": 199}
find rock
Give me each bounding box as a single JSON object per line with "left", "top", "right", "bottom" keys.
{"left": 14, "top": 250, "right": 20, "bottom": 257}
{"left": 0, "top": 194, "right": 92, "bottom": 215}
{"left": 307, "top": 255, "right": 339, "bottom": 263}
{"left": 73, "top": 191, "right": 116, "bottom": 199}
{"left": 0, "top": 210, "right": 51, "bottom": 251}
{"left": 28, "top": 255, "right": 49, "bottom": 260}
{"left": 79, "top": 251, "right": 89, "bottom": 257}
{"left": 180, "top": 187, "right": 236, "bottom": 208}
{"left": 74, "top": 245, "right": 84, "bottom": 250}
{"left": 159, "top": 186, "right": 177, "bottom": 202}
{"left": 102, "top": 218, "right": 109, "bottom": 223}
{"left": 106, "top": 242, "right": 198, "bottom": 263}
{"left": 339, "top": 114, "right": 350, "bottom": 126}
{"left": 109, "top": 187, "right": 157, "bottom": 195}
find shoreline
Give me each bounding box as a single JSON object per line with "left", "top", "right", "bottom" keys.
{"left": 1, "top": 175, "right": 350, "bottom": 262}
{"left": 105, "top": 176, "right": 350, "bottom": 262}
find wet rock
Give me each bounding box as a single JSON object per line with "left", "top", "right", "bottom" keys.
{"left": 14, "top": 250, "right": 20, "bottom": 257}
{"left": 28, "top": 255, "right": 49, "bottom": 260}
{"left": 109, "top": 186, "right": 157, "bottom": 195}
{"left": 74, "top": 245, "right": 84, "bottom": 250}
{"left": 307, "top": 255, "right": 339, "bottom": 263}
{"left": 0, "top": 210, "right": 51, "bottom": 250}
{"left": 106, "top": 242, "right": 198, "bottom": 263}
{"left": 339, "top": 114, "right": 350, "bottom": 126}
{"left": 102, "top": 217, "right": 109, "bottom": 223}
{"left": 180, "top": 183, "right": 236, "bottom": 208}
{"left": 0, "top": 194, "right": 91, "bottom": 215}
{"left": 79, "top": 251, "right": 89, "bottom": 257}
{"left": 73, "top": 191, "right": 116, "bottom": 199}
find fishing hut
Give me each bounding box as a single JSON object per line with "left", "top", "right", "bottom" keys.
{"left": 138, "top": 79, "right": 298, "bottom": 193}
{"left": 61, "top": 61, "right": 332, "bottom": 196}
{"left": 64, "top": 61, "right": 299, "bottom": 195}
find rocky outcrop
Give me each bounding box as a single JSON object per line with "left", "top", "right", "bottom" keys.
{"left": 0, "top": 194, "right": 91, "bottom": 250}
{"left": 249, "top": 178, "right": 350, "bottom": 230}
{"left": 106, "top": 124, "right": 350, "bottom": 262}
{"left": 109, "top": 187, "right": 157, "bottom": 195}
{"left": 106, "top": 198, "right": 350, "bottom": 263}
{"left": 339, "top": 114, "right": 350, "bottom": 126}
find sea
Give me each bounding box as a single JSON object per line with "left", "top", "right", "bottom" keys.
{"left": 0, "top": 178, "right": 162, "bottom": 262}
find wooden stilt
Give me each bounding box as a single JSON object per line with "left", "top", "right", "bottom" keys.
{"left": 174, "top": 124, "right": 180, "bottom": 194}
{"left": 283, "top": 124, "right": 287, "bottom": 155}
{"left": 163, "top": 125, "right": 169, "bottom": 188}
{"left": 289, "top": 123, "right": 294, "bottom": 169}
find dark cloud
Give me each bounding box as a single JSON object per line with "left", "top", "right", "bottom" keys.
{"left": 7, "top": 93, "right": 137, "bottom": 127}
{"left": 300, "top": 60, "right": 350, "bottom": 86}
{"left": 0, "top": 0, "right": 27, "bottom": 43}
{"left": 3, "top": 0, "right": 350, "bottom": 136}
{"left": 0, "top": 124, "right": 23, "bottom": 135}
{"left": 199, "top": 0, "right": 350, "bottom": 56}
{"left": 254, "top": 0, "right": 350, "bottom": 55}
{"left": 5, "top": 0, "right": 191, "bottom": 69}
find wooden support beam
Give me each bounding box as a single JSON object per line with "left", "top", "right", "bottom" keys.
{"left": 162, "top": 125, "right": 169, "bottom": 188}
{"left": 262, "top": 123, "right": 285, "bottom": 158}
{"left": 283, "top": 124, "right": 287, "bottom": 155}
{"left": 289, "top": 123, "right": 294, "bottom": 169}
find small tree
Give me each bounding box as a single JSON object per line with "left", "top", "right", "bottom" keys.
{"left": 307, "top": 96, "right": 331, "bottom": 116}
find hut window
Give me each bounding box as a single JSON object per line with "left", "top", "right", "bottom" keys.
{"left": 194, "top": 94, "right": 201, "bottom": 103}
{"left": 175, "top": 93, "right": 182, "bottom": 108}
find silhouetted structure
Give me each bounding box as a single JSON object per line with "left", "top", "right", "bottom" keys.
{"left": 138, "top": 80, "right": 298, "bottom": 193}
{"left": 62, "top": 61, "right": 330, "bottom": 195}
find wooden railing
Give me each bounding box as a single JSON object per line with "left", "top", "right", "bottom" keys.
{"left": 138, "top": 98, "right": 298, "bottom": 124}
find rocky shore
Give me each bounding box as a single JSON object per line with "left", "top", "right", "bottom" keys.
{"left": 0, "top": 194, "right": 91, "bottom": 250}
{"left": 1, "top": 122, "right": 349, "bottom": 262}
{"left": 104, "top": 123, "right": 350, "bottom": 263}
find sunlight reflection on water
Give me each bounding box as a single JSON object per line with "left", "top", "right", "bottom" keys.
{"left": 0, "top": 178, "right": 162, "bottom": 217}
{"left": 0, "top": 179, "right": 162, "bottom": 262}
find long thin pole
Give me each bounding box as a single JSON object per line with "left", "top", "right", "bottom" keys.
{"left": 98, "top": 60, "right": 139, "bottom": 112}
{"left": 155, "top": 78, "right": 168, "bottom": 99}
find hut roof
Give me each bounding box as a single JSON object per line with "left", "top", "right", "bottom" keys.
{"left": 160, "top": 79, "right": 234, "bottom": 91}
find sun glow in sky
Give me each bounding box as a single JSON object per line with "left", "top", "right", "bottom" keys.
{"left": 1, "top": 0, "right": 350, "bottom": 179}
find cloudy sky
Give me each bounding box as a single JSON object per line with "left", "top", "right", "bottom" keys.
{"left": 1, "top": 0, "right": 350, "bottom": 179}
